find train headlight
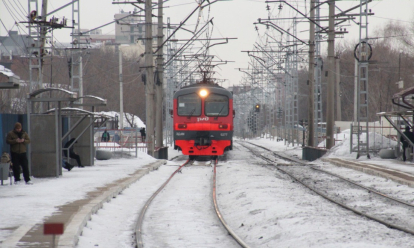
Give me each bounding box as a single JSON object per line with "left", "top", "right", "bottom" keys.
{"left": 199, "top": 89, "right": 208, "bottom": 97}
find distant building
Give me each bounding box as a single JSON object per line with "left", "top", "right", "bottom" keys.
{"left": 0, "top": 31, "right": 32, "bottom": 57}
{"left": 114, "top": 9, "right": 158, "bottom": 45}
{"left": 228, "top": 85, "right": 252, "bottom": 95}
{"left": 80, "top": 29, "right": 116, "bottom": 47}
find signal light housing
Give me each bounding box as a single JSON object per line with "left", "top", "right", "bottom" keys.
{"left": 219, "top": 124, "right": 228, "bottom": 129}
{"left": 255, "top": 104, "right": 260, "bottom": 112}
{"left": 177, "top": 124, "right": 187, "bottom": 129}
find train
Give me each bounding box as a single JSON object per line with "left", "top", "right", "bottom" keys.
{"left": 172, "top": 82, "right": 234, "bottom": 159}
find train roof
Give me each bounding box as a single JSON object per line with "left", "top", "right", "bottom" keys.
{"left": 173, "top": 83, "right": 233, "bottom": 99}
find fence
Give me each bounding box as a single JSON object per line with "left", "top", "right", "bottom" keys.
{"left": 259, "top": 121, "right": 399, "bottom": 153}
{"left": 94, "top": 129, "right": 148, "bottom": 158}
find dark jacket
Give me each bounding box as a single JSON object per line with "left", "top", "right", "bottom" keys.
{"left": 401, "top": 130, "right": 414, "bottom": 147}
{"left": 101, "top": 131, "right": 110, "bottom": 142}
{"left": 64, "top": 138, "right": 76, "bottom": 156}
{"left": 6, "top": 130, "right": 30, "bottom": 154}
{"left": 140, "top": 128, "right": 146, "bottom": 136}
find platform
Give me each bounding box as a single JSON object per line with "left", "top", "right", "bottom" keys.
{"left": 0, "top": 159, "right": 165, "bottom": 248}
{"left": 322, "top": 157, "right": 414, "bottom": 187}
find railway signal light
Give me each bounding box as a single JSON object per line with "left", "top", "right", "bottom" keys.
{"left": 255, "top": 104, "right": 260, "bottom": 112}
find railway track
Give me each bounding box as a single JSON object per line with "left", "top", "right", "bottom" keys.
{"left": 135, "top": 159, "right": 191, "bottom": 248}
{"left": 135, "top": 157, "right": 250, "bottom": 248}
{"left": 238, "top": 141, "right": 414, "bottom": 236}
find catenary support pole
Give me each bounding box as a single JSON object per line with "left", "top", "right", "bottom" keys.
{"left": 336, "top": 55, "right": 341, "bottom": 121}
{"left": 307, "top": 0, "right": 315, "bottom": 147}
{"left": 353, "top": 58, "right": 358, "bottom": 124}
{"left": 39, "top": 0, "right": 48, "bottom": 89}
{"left": 155, "top": 0, "right": 163, "bottom": 148}
{"left": 79, "top": 56, "right": 83, "bottom": 106}
{"left": 119, "top": 47, "right": 124, "bottom": 130}
{"left": 326, "top": 0, "right": 335, "bottom": 149}
{"left": 145, "top": 0, "right": 155, "bottom": 156}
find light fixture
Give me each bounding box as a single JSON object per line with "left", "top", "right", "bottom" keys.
{"left": 199, "top": 89, "right": 208, "bottom": 97}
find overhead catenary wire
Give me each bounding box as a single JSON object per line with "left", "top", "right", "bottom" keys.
{"left": 8, "top": 0, "right": 26, "bottom": 20}
{"left": 2, "top": 0, "right": 24, "bottom": 24}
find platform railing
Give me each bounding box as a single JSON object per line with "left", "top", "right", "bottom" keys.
{"left": 94, "top": 129, "right": 150, "bottom": 158}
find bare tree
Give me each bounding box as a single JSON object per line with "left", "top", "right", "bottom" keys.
{"left": 1, "top": 47, "right": 147, "bottom": 122}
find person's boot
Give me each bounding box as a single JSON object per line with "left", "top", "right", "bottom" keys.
{"left": 64, "top": 162, "right": 74, "bottom": 171}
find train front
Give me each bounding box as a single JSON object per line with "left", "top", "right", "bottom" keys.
{"left": 172, "top": 84, "right": 234, "bottom": 158}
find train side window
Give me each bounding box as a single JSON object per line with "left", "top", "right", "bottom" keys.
{"left": 177, "top": 93, "right": 202, "bottom": 116}
{"left": 205, "top": 94, "right": 229, "bottom": 117}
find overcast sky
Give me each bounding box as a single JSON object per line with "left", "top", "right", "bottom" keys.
{"left": 1, "top": 0, "right": 414, "bottom": 87}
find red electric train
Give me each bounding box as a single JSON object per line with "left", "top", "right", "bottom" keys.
{"left": 172, "top": 82, "right": 234, "bottom": 159}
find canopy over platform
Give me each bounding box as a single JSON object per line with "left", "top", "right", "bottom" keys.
{"left": 27, "top": 88, "right": 108, "bottom": 178}
{"left": 379, "top": 86, "right": 414, "bottom": 147}
{"left": 377, "top": 110, "right": 414, "bottom": 149}
{"left": 0, "top": 65, "right": 20, "bottom": 89}
{"left": 392, "top": 86, "right": 414, "bottom": 110}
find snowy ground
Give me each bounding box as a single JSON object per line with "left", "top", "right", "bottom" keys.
{"left": 1, "top": 132, "right": 414, "bottom": 247}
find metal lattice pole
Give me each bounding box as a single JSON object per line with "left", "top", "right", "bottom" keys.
{"left": 292, "top": 18, "right": 299, "bottom": 146}
{"left": 356, "top": 0, "right": 371, "bottom": 159}
{"left": 164, "top": 18, "right": 173, "bottom": 146}
{"left": 70, "top": 0, "right": 83, "bottom": 102}
{"left": 314, "top": 0, "right": 324, "bottom": 147}
{"left": 28, "top": 0, "right": 41, "bottom": 93}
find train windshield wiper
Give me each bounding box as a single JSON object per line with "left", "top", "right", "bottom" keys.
{"left": 187, "top": 108, "right": 196, "bottom": 119}
{"left": 214, "top": 104, "right": 226, "bottom": 120}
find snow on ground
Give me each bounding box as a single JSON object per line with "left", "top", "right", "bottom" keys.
{"left": 78, "top": 164, "right": 179, "bottom": 248}
{"left": 320, "top": 129, "right": 398, "bottom": 159}
{"left": 219, "top": 145, "right": 413, "bottom": 248}
{"left": 0, "top": 152, "right": 156, "bottom": 243}
{"left": 1, "top": 131, "right": 414, "bottom": 247}
{"left": 142, "top": 162, "right": 240, "bottom": 248}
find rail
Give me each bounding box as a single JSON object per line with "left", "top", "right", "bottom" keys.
{"left": 212, "top": 158, "right": 251, "bottom": 248}
{"left": 135, "top": 160, "right": 190, "bottom": 248}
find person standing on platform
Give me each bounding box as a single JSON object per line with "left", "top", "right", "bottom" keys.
{"left": 401, "top": 126, "right": 414, "bottom": 161}
{"left": 140, "top": 127, "right": 146, "bottom": 142}
{"left": 113, "top": 131, "right": 121, "bottom": 143}
{"left": 6, "top": 122, "right": 32, "bottom": 185}
{"left": 101, "top": 129, "right": 110, "bottom": 142}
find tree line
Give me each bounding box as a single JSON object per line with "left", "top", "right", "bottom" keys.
{"left": 0, "top": 46, "right": 147, "bottom": 123}
{"left": 296, "top": 22, "right": 414, "bottom": 123}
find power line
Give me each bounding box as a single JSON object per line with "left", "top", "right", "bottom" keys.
{"left": 2, "top": 0, "right": 24, "bottom": 24}
{"left": 7, "top": 0, "right": 26, "bottom": 20}
{"left": 0, "top": 19, "right": 26, "bottom": 55}
{"left": 372, "top": 15, "right": 414, "bottom": 24}
{"left": 15, "top": 0, "right": 27, "bottom": 16}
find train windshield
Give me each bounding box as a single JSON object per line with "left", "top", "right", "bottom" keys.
{"left": 177, "top": 93, "right": 202, "bottom": 116}
{"left": 205, "top": 94, "right": 229, "bottom": 117}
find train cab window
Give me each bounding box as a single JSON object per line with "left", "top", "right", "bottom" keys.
{"left": 205, "top": 94, "right": 229, "bottom": 117}
{"left": 177, "top": 93, "right": 202, "bottom": 116}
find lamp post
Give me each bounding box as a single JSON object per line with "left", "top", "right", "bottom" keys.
{"left": 397, "top": 50, "right": 404, "bottom": 89}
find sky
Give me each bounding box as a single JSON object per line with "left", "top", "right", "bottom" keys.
{"left": 1, "top": 0, "right": 414, "bottom": 87}
{"left": 2, "top": 129, "right": 414, "bottom": 247}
